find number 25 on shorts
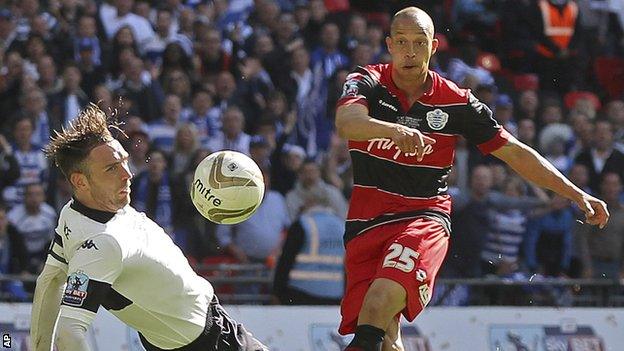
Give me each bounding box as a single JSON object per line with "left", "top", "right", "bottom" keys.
{"left": 382, "top": 243, "right": 420, "bottom": 273}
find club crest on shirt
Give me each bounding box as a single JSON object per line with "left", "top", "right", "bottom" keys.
{"left": 426, "top": 109, "right": 449, "bottom": 130}
{"left": 63, "top": 271, "right": 89, "bottom": 306}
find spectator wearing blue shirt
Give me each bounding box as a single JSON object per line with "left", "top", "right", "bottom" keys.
{"left": 148, "top": 95, "right": 184, "bottom": 154}
{"left": 131, "top": 150, "right": 176, "bottom": 237}
{"left": 73, "top": 16, "right": 102, "bottom": 67}
{"left": 525, "top": 194, "right": 575, "bottom": 276}
{"left": 309, "top": 21, "right": 349, "bottom": 152}
{"left": 2, "top": 118, "right": 48, "bottom": 208}
{"left": 187, "top": 89, "right": 221, "bottom": 145}
{"left": 7, "top": 183, "right": 56, "bottom": 274}
{"left": 0, "top": 202, "right": 29, "bottom": 301}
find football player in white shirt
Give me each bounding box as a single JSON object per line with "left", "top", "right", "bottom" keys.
{"left": 30, "top": 105, "right": 268, "bottom": 351}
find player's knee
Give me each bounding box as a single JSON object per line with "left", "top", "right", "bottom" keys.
{"left": 362, "top": 279, "right": 406, "bottom": 317}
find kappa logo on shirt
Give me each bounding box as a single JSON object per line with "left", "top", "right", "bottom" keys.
{"left": 79, "top": 240, "right": 99, "bottom": 250}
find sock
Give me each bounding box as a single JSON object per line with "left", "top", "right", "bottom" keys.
{"left": 344, "top": 324, "right": 385, "bottom": 351}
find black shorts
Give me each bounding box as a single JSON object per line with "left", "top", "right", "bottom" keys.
{"left": 139, "top": 296, "right": 268, "bottom": 351}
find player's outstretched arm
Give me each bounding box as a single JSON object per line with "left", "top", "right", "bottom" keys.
{"left": 335, "top": 104, "right": 435, "bottom": 160}
{"left": 492, "top": 135, "right": 609, "bottom": 228}
{"left": 31, "top": 264, "right": 66, "bottom": 351}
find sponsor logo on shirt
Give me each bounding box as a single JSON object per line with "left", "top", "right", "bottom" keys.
{"left": 378, "top": 99, "right": 398, "bottom": 112}
{"left": 366, "top": 138, "right": 434, "bottom": 160}
{"left": 63, "top": 271, "right": 89, "bottom": 306}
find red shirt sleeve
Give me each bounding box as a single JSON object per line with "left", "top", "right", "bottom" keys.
{"left": 336, "top": 68, "right": 375, "bottom": 109}
{"left": 337, "top": 96, "right": 369, "bottom": 108}
{"left": 477, "top": 127, "right": 512, "bottom": 154}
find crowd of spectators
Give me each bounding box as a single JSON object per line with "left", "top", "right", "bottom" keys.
{"left": 0, "top": 0, "right": 623, "bottom": 304}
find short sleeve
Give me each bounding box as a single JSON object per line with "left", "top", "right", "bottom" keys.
{"left": 461, "top": 93, "right": 511, "bottom": 154}
{"left": 59, "top": 235, "right": 123, "bottom": 323}
{"left": 336, "top": 66, "right": 376, "bottom": 108}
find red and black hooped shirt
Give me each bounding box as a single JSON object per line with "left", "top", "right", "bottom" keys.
{"left": 337, "top": 63, "right": 510, "bottom": 243}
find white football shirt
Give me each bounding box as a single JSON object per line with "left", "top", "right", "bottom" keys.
{"left": 46, "top": 199, "right": 214, "bottom": 349}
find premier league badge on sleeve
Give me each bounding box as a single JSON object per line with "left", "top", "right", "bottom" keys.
{"left": 63, "top": 271, "right": 90, "bottom": 306}
{"left": 426, "top": 109, "right": 449, "bottom": 130}
{"left": 342, "top": 80, "right": 359, "bottom": 97}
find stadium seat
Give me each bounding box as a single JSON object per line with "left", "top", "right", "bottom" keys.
{"left": 594, "top": 56, "right": 624, "bottom": 99}
{"left": 564, "top": 91, "right": 601, "bottom": 111}
{"left": 513, "top": 73, "right": 540, "bottom": 91}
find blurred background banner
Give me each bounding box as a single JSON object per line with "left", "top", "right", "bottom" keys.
{"left": 1, "top": 303, "right": 623, "bottom": 351}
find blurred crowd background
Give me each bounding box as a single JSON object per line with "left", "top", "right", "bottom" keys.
{"left": 0, "top": 0, "right": 623, "bottom": 305}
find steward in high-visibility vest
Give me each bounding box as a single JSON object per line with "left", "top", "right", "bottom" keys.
{"left": 273, "top": 203, "right": 345, "bottom": 305}
{"left": 535, "top": 0, "right": 580, "bottom": 59}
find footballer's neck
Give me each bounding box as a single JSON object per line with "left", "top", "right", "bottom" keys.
{"left": 73, "top": 191, "right": 116, "bottom": 214}
{"left": 392, "top": 68, "right": 431, "bottom": 102}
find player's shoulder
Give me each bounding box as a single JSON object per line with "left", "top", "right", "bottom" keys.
{"left": 427, "top": 71, "right": 472, "bottom": 106}
{"left": 59, "top": 200, "right": 116, "bottom": 243}
{"left": 346, "top": 64, "right": 388, "bottom": 86}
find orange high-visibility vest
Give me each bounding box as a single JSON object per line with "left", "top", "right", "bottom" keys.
{"left": 536, "top": 0, "right": 578, "bottom": 58}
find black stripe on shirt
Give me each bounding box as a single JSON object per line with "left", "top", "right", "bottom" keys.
{"left": 351, "top": 151, "right": 451, "bottom": 198}
{"left": 344, "top": 210, "right": 451, "bottom": 244}
{"left": 102, "top": 288, "right": 133, "bottom": 311}
{"left": 48, "top": 247, "right": 67, "bottom": 265}
{"left": 53, "top": 232, "right": 64, "bottom": 247}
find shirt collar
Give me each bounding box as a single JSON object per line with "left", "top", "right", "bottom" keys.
{"left": 70, "top": 198, "right": 116, "bottom": 223}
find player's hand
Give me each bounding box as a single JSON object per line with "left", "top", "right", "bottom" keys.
{"left": 575, "top": 193, "right": 609, "bottom": 229}
{"left": 391, "top": 125, "right": 436, "bottom": 161}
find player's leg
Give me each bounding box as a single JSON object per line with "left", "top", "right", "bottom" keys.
{"left": 208, "top": 296, "right": 269, "bottom": 351}
{"left": 382, "top": 316, "right": 404, "bottom": 351}
{"left": 345, "top": 278, "right": 405, "bottom": 350}
{"left": 340, "top": 225, "right": 396, "bottom": 350}
{"left": 346, "top": 218, "right": 448, "bottom": 351}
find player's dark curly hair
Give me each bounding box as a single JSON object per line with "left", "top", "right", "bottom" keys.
{"left": 44, "top": 103, "right": 124, "bottom": 181}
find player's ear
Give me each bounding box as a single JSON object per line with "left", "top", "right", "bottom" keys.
{"left": 70, "top": 172, "right": 89, "bottom": 191}
{"left": 385, "top": 36, "right": 393, "bottom": 53}
{"left": 430, "top": 38, "right": 439, "bottom": 56}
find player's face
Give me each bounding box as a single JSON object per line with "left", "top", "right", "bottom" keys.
{"left": 81, "top": 140, "right": 132, "bottom": 212}
{"left": 386, "top": 17, "right": 438, "bottom": 81}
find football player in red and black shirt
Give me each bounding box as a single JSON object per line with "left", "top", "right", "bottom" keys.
{"left": 336, "top": 7, "right": 609, "bottom": 351}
